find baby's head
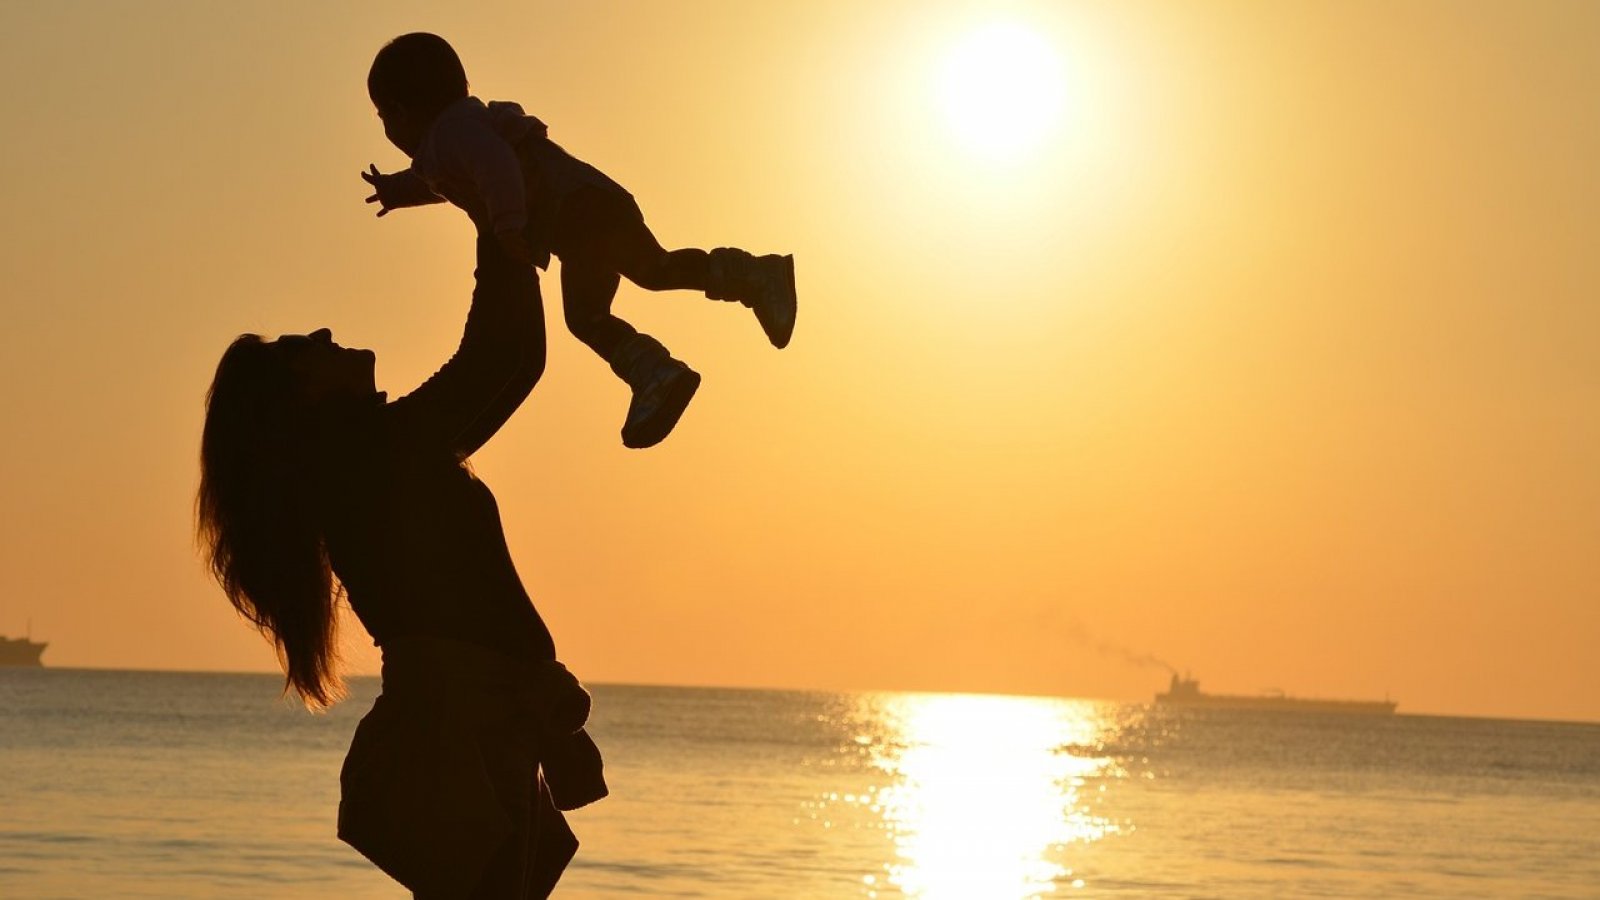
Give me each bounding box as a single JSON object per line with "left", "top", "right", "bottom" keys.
{"left": 367, "top": 33, "right": 469, "bottom": 156}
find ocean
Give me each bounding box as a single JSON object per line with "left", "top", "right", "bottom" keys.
{"left": 1, "top": 669, "right": 1597, "bottom": 898}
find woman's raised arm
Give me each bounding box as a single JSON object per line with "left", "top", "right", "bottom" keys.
{"left": 385, "top": 234, "right": 546, "bottom": 459}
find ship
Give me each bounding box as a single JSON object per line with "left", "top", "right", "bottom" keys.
{"left": 0, "top": 634, "right": 48, "bottom": 667}
{"left": 1155, "top": 672, "right": 1396, "bottom": 715}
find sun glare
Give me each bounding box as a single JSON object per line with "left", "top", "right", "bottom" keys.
{"left": 867, "top": 694, "right": 1120, "bottom": 897}
{"left": 938, "top": 21, "right": 1067, "bottom": 163}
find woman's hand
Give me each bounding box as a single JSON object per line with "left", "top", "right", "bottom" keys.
{"left": 494, "top": 228, "right": 535, "bottom": 266}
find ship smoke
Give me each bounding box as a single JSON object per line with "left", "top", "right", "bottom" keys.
{"left": 1063, "top": 619, "right": 1177, "bottom": 675}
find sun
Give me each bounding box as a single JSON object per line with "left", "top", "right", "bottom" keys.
{"left": 937, "top": 21, "right": 1067, "bottom": 163}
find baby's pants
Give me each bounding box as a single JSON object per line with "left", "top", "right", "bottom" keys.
{"left": 550, "top": 187, "right": 709, "bottom": 363}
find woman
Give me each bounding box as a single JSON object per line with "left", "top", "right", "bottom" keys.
{"left": 197, "top": 235, "right": 603, "bottom": 899}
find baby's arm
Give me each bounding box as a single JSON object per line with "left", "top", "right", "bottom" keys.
{"left": 431, "top": 117, "right": 532, "bottom": 262}
{"left": 361, "top": 164, "right": 445, "bottom": 217}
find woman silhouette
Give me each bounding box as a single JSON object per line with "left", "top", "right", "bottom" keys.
{"left": 197, "top": 235, "right": 602, "bottom": 898}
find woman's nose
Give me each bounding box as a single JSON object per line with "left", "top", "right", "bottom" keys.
{"left": 311, "top": 328, "right": 333, "bottom": 343}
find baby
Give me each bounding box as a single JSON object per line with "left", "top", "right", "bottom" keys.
{"left": 362, "top": 33, "right": 796, "bottom": 448}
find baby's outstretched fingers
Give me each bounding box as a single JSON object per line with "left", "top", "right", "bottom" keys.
{"left": 362, "top": 165, "right": 391, "bottom": 217}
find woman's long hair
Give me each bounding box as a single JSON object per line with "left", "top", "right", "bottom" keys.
{"left": 197, "top": 335, "right": 343, "bottom": 708}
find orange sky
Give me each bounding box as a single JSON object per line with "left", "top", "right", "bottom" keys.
{"left": 1, "top": 1, "right": 1595, "bottom": 722}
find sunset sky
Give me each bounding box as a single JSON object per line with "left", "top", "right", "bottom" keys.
{"left": 1, "top": 1, "right": 1595, "bottom": 722}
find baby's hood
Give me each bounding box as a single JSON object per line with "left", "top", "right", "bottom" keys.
{"left": 485, "top": 99, "right": 549, "bottom": 143}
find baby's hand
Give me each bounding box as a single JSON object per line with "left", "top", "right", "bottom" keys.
{"left": 496, "top": 229, "right": 535, "bottom": 266}
{"left": 361, "top": 164, "right": 398, "bottom": 217}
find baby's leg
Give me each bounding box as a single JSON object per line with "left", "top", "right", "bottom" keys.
{"left": 607, "top": 216, "right": 709, "bottom": 293}
{"left": 610, "top": 211, "right": 796, "bottom": 349}
{"left": 560, "top": 261, "right": 635, "bottom": 361}
{"left": 562, "top": 256, "right": 699, "bottom": 449}
{"left": 558, "top": 186, "right": 706, "bottom": 292}
{"left": 562, "top": 186, "right": 795, "bottom": 348}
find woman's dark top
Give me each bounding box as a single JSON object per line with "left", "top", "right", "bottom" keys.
{"left": 319, "top": 236, "right": 552, "bottom": 662}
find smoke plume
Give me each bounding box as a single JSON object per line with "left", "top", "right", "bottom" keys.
{"left": 1062, "top": 618, "right": 1177, "bottom": 675}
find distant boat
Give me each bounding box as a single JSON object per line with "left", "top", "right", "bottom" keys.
{"left": 1155, "top": 672, "right": 1396, "bottom": 715}
{"left": 0, "top": 634, "right": 47, "bottom": 667}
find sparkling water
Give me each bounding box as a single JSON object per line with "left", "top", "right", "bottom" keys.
{"left": 2, "top": 669, "right": 1597, "bottom": 898}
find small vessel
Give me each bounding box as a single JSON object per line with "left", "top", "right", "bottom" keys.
{"left": 1155, "top": 672, "right": 1396, "bottom": 715}
{"left": 0, "top": 634, "right": 48, "bottom": 667}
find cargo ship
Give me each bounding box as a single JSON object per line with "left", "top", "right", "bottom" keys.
{"left": 0, "top": 634, "right": 47, "bottom": 667}
{"left": 1155, "top": 672, "right": 1396, "bottom": 715}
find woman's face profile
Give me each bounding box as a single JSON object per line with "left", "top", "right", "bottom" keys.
{"left": 275, "top": 328, "right": 377, "bottom": 403}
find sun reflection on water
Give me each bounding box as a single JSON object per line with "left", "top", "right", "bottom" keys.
{"left": 852, "top": 693, "right": 1128, "bottom": 898}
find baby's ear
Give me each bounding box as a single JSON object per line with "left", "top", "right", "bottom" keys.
{"left": 377, "top": 99, "right": 409, "bottom": 122}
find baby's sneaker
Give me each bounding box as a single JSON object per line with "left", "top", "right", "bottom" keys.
{"left": 707, "top": 248, "right": 797, "bottom": 349}
{"left": 746, "top": 254, "right": 797, "bottom": 349}
{"left": 621, "top": 355, "right": 701, "bottom": 449}
{"left": 610, "top": 333, "right": 702, "bottom": 448}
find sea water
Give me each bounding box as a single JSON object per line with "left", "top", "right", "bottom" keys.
{"left": 1, "top": 668, "right": 1597, "bottom": 898}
